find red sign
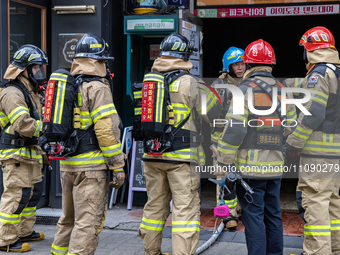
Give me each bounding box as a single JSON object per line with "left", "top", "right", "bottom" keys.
{"left": 196, "top": 0, "right": 339, "bottom": 6}
{"left": 195, "top": 4, "right": 339, "bottom": 18}
{"left": 43, "top": 81, "right": 55, "bottom": 123}
{"left": 141, "top": 82, "right": 155, "bottom": 122}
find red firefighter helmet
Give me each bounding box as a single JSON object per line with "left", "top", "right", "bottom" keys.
{"left": 299, "top": 26, "right": 336, "bottom": 51}
{"left": 243, "top": 39, "right": 276, "bottom": 65}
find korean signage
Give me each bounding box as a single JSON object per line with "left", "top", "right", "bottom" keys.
{"left": 196, "top": 4, "right": 339, "bottom": 18}
{"left": 182, "top": 21, "right": 199, "bottom": 60}
{"left": 150, "top": 44, "right": 160, "bottom": 60}
{"left": 196, "top": 0, "right": 339, "bottom": 6}
{"left": 182, "top": 20, "right": 200, "bottom": 76}
{"left": 127, "top": 19, "right": 174, "bottom": 30}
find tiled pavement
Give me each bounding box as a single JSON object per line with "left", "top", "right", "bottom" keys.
{"left": 129, "top": 208, "right": 305, "bottom": 236}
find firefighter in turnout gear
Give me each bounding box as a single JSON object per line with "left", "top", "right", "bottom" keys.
{"left": 217, "top": 39, "right": 296, "bottom": 255}
{"left": 211, "top": 47, "right": 246, "bottom": 229}
{"left": 285, "top": 26, "right": 340, "bottom": 255}
{"left": 50, "top": 33, "right": 125, "bottom": 255}
{"left": 0, "top": 45, "right": 47, "bottom": 252}
{"left": 139, "top": 33, "right": 221, "bottom": 255}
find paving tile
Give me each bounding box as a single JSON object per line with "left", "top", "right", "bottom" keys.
{"left": 129, "top": 208, "right": 304, "bottom": 237}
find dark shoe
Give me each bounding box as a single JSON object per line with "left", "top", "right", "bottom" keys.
{"left": 0, "top": 240, "right": 31, "bottom": 252}
{"left": 224, "top": 218, "right": 238, "bottom": 229}
{"left": 161, "top": 253, "right": 171, "bottom": 255}
{"left": 20, "top": 231, "right": 44, "bottom": 242}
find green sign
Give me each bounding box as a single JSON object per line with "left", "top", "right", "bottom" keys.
{"left": 127, "top": 19, "right": 175, "bottom": 30}
{"left": 197, "top": 9, "right": 218, "bottom": 18}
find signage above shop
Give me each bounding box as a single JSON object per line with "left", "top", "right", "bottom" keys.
{"left": 196, "top": 0, "right": 339, "bottom": 6}
{"left": 126, "top": 18, "right": 175, "bottom": 30}
{"left": 195, "top": 4, "right": 339, "bottom": 18}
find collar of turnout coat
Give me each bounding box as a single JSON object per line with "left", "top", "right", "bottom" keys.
{"left": 243, "top": 66, "right": 273, "bottom": 80}
{"left": 71, "top": 57, "right": 107, "bottom": 77}
{"left": 151, "top": 56, "right": 192, "bottom": 73}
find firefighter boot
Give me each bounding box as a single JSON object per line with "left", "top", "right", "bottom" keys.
{"left": 20, "top": 231, "right": 45, "bottom": 242}
{"left": 224, "top": 218, "right": 238, "bottom": 229}
{"left": 161, "top": 253, "right": 171, "bottom": 255}
{"left": 0, "top": 240, "right": 31, "bottom": 252}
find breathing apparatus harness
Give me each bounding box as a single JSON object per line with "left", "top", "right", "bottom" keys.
{"left": 138, "top": 70, "right": 203, "bottom": 155}
{"left": 40, "top": 70, "right": 110, "bottom": 168}
{"left": 0, "top": 79, "right": 40, "bottom": 149}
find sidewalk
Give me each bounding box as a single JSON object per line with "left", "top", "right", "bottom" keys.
{"left": 15, "top": 224, "right": 303, "bottom": 255}
{"left": 27, "top": 204, "right": 304, "bottom": 255}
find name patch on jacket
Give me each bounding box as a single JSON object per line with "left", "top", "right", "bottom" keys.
{"left": 169, "top": 81, "right": 180, "bottom": 92}
{"left": 307, "top": 76, "right": 319, "bottom": 88}
{"left": 257, "top": 134, "right": 281, "bottom": 145}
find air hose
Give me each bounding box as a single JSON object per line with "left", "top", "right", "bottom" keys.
{"left": 195, "top": 221, "right": 225, "bottom": 255}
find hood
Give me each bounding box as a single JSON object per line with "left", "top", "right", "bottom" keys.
{"left": 151, "top": 56, "right": 193, "bottom": 73}
{"left": 4, "top": 64, "right": 25, "bottom": 80}
{"left": 243, "top": 66, "right": 272, "bottom": 79}
{"left": 307, "top": 48, "right": 340, "bottom": 67}
{"left": 71, "top": 58, "right": 107, "bottom": 77}
{"left": 18, "top": 75, "right": 34, "bottom": 91}
{"left": 218, "top": 72, "right": 239, "bottom": 85}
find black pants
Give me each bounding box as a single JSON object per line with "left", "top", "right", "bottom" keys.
{"left": 237, "top": 179, "right": 283, "bottom": 255}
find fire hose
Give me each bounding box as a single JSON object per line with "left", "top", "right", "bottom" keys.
{"left": 195, "top": 145, "right": 254, "bottom": 254}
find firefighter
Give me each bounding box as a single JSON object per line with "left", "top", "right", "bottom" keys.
{"left": 0, "top": 45, "right": 47, "bottom": 252}
{"left": 50, "top": 33, "right": 125, "bottom": 255}
{"left": 217, "top": 39, "right": 296, "bottom": 255}
{"left": 139, "top": 33, "right": 221, "bottom": 255}
{"left": 211, "top": 47, "right": 246, "bottom": 229}
{"left": 285, "top": 26, "right": 340, "bottom": 255}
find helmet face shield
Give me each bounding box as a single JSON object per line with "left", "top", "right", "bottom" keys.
{"left": 28, "top": 64, "right": 47, "bottom": 86}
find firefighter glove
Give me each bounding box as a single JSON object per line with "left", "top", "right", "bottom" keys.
{"left": 109, "top": 168, "right": 125, "bottom": 189}
{"left": 284, "top": 143, "right": 301, "bottom": 158}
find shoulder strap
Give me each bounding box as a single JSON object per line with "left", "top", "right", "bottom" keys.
{"left": 249, "top": 77, "right": 285, "bottom": 121}
{"left": 250, "top": 71, "right": 275, "bottom": 79}
{"left": 75, "top": 75, "right": 105, "bottom": 87}
{"left": 4, "top": 80, "right": 40, "bottom": 120}
{"left": 324, "top": 63, "right": 340, "bottom": 79}
{"left": 308, "top": 63, "right": 328, "bottom": 77}
{"left": 163, "top": 70, "right": 189, "bottom": 86}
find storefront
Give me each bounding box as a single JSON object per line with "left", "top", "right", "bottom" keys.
{"left": 194, "top": 1, "right": 340, "bottom": 78}
{"left": 0, "top": 0, "right": 125, "bottom": 208}
{"left": 194, "top": 0, "right": 340, "bottom": 210}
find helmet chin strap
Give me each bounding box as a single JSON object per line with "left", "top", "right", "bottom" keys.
{"left": 228, "top": 68, "right": 237, "bottom": 78}
{"left": 303, "top": 49, "right": 308, "bottom": 65}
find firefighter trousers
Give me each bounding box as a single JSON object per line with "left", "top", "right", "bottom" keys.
{"left": 297, "top": 156, "right": 340, "bottom": 255}
{"left": 0, "top": 159, "right": 43, "bottom": 246}
{"left": 139, "top": 161, "right": 200, "bottom": 255}
{"left": 236, "top": 178, "right": 283, "bottom": 255}
{"left": 51, "top": 170, "right": 108, "bottom": 255}
{"left": 213, "top": 157, "right": 239, "bottom": 220}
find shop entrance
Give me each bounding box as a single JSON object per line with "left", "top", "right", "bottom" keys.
{"left": 202, "top": 14, "right": 340, "bottom": 79}
{"left": 200, "top": 13, "right": 340, "bottom": 211}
